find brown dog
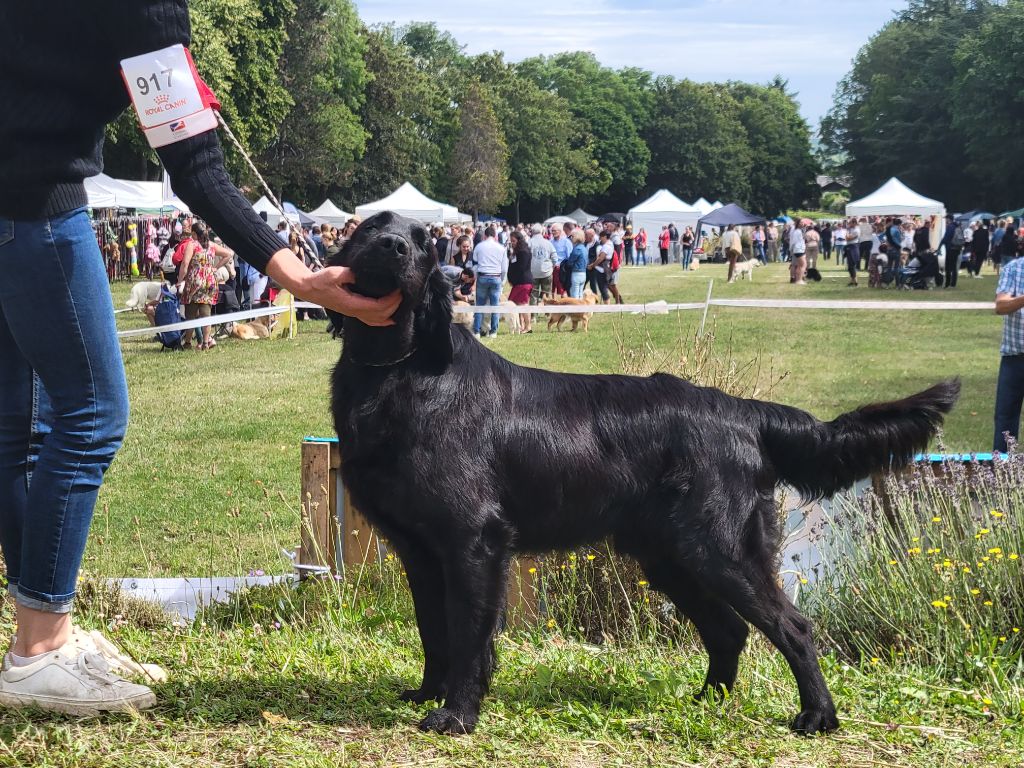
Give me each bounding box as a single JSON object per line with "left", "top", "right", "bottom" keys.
{"left": 230, "top": 313, "right": 277, "bottom": 340}
{"left": 545, "top": 291, "right": 599, "bottom": 332}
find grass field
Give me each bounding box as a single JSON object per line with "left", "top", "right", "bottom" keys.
{"left": 0, "top": 259, "right": 1016, "bottom": 768}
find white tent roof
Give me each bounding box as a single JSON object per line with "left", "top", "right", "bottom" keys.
{"left": 309, "top": 199, "right": 352, "bottom": 226}
{"left": 846, "top": 177, "right": 945, "bottom": 217}
{"left": 629, "top": 189, "right": 700, "bottom": 232}
{"left": 691, "top": 197, "right": 716, "bottom": 215}
{"left": 85, "top": 173, "right": 185, "bottom": 211}
{"left": 355, "top": 182, "right": 467, "bottom": 224}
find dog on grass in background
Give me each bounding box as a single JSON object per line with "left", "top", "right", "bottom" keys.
{"left": 544, "top": 291, "right": 599, "bottom": 332}
{"left": 230, "top": 313, "right": 278, "bottom": 340}
{"left": 326, "top": 211, "right": 960, "bottom": 738}
{"left": 125, "top": 281, "right": 162, "bottom": 310}
{"left": 500, "top": 301, "right": 527, "bottom": 335}
{"left": 732, "top": 259, "right": 761, "bottom": 281}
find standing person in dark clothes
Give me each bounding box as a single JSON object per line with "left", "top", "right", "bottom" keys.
{"left": 820, "top": 222, "right": 833, "bottom": 261}
{"left": 0, "top": 1, "right": 400, "bottom": 716}
{"left": 971, "top": 221, "right": 991, "bottom": 278}
{"left": 939, "top": 214, "right": 964, "bottom": 289}
{"left": 506, "top": 230, "right": 534, "bottom": 333}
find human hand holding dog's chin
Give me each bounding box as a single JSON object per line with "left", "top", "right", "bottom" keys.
{"left": 265, "top": 249, "right": 400, "bottom": 326}
{"left": 301, "top": 267, "right": 401, "bottom": 326}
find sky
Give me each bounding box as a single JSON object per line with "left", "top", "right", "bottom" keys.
{"left": 354, "top": 0, "right": 908, "bottom": 130}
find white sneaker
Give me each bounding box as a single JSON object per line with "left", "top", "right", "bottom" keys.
{"left": 11, "top": 627, "right": 168, "bottom": 683}
{"left": 0, "top": 647, "right": 156, "bottom": 715}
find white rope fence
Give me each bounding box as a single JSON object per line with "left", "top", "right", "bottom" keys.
{"left": 117, "top": 293, "right": 995, "bottom": 340}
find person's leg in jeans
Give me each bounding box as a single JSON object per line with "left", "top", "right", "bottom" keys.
{"left": 0, "top": 209, "right": 129, "bottom": 656}
{"left": 570, "top": 271, "right": 586, "bottom": 299}
{"left": 484, "top": 276, "right": 502, "bottom": 335}
{"left": 993, "top": 355, "right": 1024, "bottom": 453}
{"left": 682, "top": 248, "right": 692, "bottom": 271}
{"left": 472, "top": 278, "right": 486, "bottom": 335}
{"left": 595, "top": 270, "right": 609, "bottom": 302}
{"left": 728, "top": 254, "right": 737, "bottom": 282}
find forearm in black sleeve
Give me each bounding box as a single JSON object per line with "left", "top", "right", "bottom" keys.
{"left": 156, "top": 131, "right": 283, "bottom": 274}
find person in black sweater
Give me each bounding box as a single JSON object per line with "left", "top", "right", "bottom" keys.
{"left": 0, "top": 0, "right": 399, "bottom": 716}
{"left": 970, "top": 221, "right": 991, "bottom": 278}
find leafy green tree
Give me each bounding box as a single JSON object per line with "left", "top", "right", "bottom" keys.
{"left": 728, "top": 80, "right": 818, "bottom": 216}
{"left": 517, "top": 53, "right": 648, "bottom": 209}
{"left": 449, "top": 82, "right": 510, "bottom": 217}
{"left": 260, "top": 0, "right": 368, "bottom": 206}
{"left": 344, "top": 26, "right": 442, "bottom": 209}
{"left": 642, "top": 79, "right": 752, "bottom": 205}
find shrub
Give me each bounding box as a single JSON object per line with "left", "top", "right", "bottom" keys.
{"left": 801, "top": 452, "right": 1024, "bottom": 685}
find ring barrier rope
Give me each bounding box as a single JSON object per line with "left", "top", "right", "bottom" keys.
{"left": 119, "top": 296, "right": 995, "bottom": 340}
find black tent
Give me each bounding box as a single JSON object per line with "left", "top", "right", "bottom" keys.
{"left": 696, "top": 203, "right": 766, "bottom": 231}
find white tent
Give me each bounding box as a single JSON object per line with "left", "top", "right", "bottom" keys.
{"left": 356, "top": 182, "right": 467, "bottom": 224}
{"left": 628, "top": 189, "right": 700, "bottom": 235}
{"left": 544, "top": 215, "right": 577, "bottom": 226}
{"left": 691, "top": 197, "right": 715, "bottom": 216}
{"left": 85, "top": 173, "right": 186, "bottom": 211}
{"left": 309, "top": 199, "right": 352, "bottom": 227}
{"left": 252, "top": 195, "right": 281, "bottom": 225}
{"left": 846, "top": 178, "right": 945, "bottom": 218}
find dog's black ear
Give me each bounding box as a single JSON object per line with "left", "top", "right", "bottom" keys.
{"left": 414, "top": 267, "right": 454, "bottom": 371}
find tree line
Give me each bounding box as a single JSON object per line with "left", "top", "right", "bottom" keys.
{"left": 103, "top": 0, "right": 818, "bottom": 220}
{"left": 822, "top": 0, "right": 1024, "bottom": 213}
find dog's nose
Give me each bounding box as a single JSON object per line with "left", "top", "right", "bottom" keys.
{"left": 377, "top": 234, "right": 409, "bottom": 256}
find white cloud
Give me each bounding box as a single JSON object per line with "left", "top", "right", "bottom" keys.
{"left": 354, "top": 0, "right": 907, "bottom": 124}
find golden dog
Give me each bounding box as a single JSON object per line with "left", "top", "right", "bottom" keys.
{"left": 544, "top": 291, "right": 599, "bottom": 332}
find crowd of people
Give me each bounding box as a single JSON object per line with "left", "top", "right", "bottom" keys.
{"left": 429, "top": 219, "right": 639, "bottom": 337}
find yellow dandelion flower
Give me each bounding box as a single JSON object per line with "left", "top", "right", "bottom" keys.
{"left": 1009, "top": 554, "right": 1019, "bottom": 561}
{"left": 978, "top": 562, "right": 986, "bottom": 568}
{"left": 638, "top": 580, "right": 649, "bottom": 587}
{"left": 983, "top": 698, "right": 992, "bottom": 705}
{"left": 990, "top": 509, "right": 1004, "bottom": 518}
{"left": 800, "top": 578, "right": 809, "bottom": 585}
{"left": 1000, "top": 636, "right": 1007, "bottom": 642}
{"left": 546, "top": 619, "right": 556, "bottom": 629}
{"left": 980, "top": 528, "right": 991, "bottom": 535}
{"left": 931, "top": 600, "right": 948, "bottom": 609}
{"left": 911, "top": 537, "right": 920, "bottom": 542}
{"left": 927, "top": 547, "right": 942, "bottom": 555}
{"left": 568, "top": 553, "right": 577, "bottom": 561}
{"left": 1013, "top": 628, "right": 1020, "bottom": 633}
{"left": 943, "top": 595, "right": 952, "bottom": 601}
{"left": 931, "top": 516, "right": 941, "bottom": 523}
{"left": 870, "top": 657, "right": 880, "bottom": 665}
{"left": 983, "top": 556, "right": 991, "bottom": 562}
{"left": 942, "top": 560, "right": 953, "bottom": 568}
{"left": 528, "top": 567, "right": 537, "bottom": 574}
{"left": 908, "top": 547, "right": 921, "bottom": 555}
{"left": 984, "top": 600, "right": 993, "bottom": 607}
{"left": 889, "top": 559, "right": 899, "bottom": 565}
{"left": 963, "top": 567, "right": 971, "bottom": 574}
{"left": 971, "top": 589, "right": 981, "bottom": 595}
{"left": 988, "top": 547, "right": 1002, "bottom": 555}
{"left": 586, "top": 554, "right": 596, "bottom": 561}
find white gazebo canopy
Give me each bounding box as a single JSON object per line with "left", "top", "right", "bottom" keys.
{"left": 355, "top": 182, "right": 467, "bottom": 224}
{"left": 628, "top": 189, "right": 700, "bottom": 234}
{"left": 846, "top": 178, "right": 945, "bottom": 218}
{"left": 691, "top": 197, "right": 715, "bottom": 216}
{"left": 309, "top": 199, "right": 352, "bottom": 227}
{"left": 252, "top": 195, "right": 282, "bottom": 225}
{"left": 85, "top": 173, "right": 186, "bottom": 211}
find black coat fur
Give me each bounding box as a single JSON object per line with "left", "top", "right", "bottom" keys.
{"left": 329, "top": 212, "right": 960, "bottom": 736}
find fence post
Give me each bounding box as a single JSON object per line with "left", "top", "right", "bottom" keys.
{"left": 505, "top": 556, "right": 540, "bottom": 628}
{"left": 298, "top": 440, "right": 335, "bottom": 575}
{"left": 699, "top": 279, "right": 714, "bottom": 336}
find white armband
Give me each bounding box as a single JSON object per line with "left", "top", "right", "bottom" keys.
{"left": 120, "top": 44, "right": 220, "bottom": 149}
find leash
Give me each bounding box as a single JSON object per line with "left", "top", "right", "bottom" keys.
{"left": 213, "top": 111, "right": 325, "bottom": 272}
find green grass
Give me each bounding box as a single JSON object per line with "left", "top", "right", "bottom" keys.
{"left": 0, "top": 263, "right": 1015, "bottom": 766}
{"left": 0, "top": 578, "right": 1021, "bottom": 768}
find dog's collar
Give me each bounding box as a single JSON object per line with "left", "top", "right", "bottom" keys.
{"left": 349, "top": 345, "right": 418, "bottom": 368}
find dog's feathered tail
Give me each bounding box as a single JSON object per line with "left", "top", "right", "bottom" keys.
{"left": 757, "top": 379, "right": 960, "bottom": 499}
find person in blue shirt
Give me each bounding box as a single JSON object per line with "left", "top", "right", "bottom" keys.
{"left": 994, "top": 255, "right": 1024, "bottom": 452}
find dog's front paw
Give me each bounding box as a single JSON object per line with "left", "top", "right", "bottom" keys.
{"left": 400, "top": 685, "right": 445, "bottom": 705}
{"left": 790, "top": 707, "right": 839, "bottom": 736}
{"left": 418, "top": 707, "right": 477, "bottom": 735}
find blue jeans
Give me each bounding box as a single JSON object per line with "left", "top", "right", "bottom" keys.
{"left": 754, "top": 242, "right": 766, "bottom": 264}
{"left": 569, "top": 271, "right": 586, "bottom": 298}
{"left": 994, "top": 354, "right": 1024, "bottom": 453}
{"left": 472, "top": 275, "right": 502, "bottom": 335}
{"left": 681, "top": 247, "right": 693, "bottom": 271}
{"left": 0, "top": 208, "right": 129, "bottom": 613}
{"left": 636, "top": 248, "right": 646, "bottom": 266}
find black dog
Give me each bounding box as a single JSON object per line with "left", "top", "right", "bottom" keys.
{"left": 327, "top": 212, "right": 959, "bottom": 737}
{"left": 806, "top": 267, "right": 823, "bottom": 282}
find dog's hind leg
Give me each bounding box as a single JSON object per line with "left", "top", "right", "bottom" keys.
{"left": 689, "top": 498, "right": 838, "bottom": 735}
{"left": 392, "top": 538, "right": 449, "bottom": 704}
{"left": 635, "top": 556, "right": 749, "bottom": 699}
{"left": 418, "top": 531, "right": 512, "bottom": 736}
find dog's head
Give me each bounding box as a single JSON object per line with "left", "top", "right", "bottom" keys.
{"left": 329, "top": 211, "right": 453, "bottom": 371}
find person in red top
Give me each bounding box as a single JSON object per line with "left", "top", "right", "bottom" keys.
{"left": 658, "top": 226, "right": 671, "bottom": 265}
{"left": 635, "top": 228, "right": 648, "bottom": 266}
